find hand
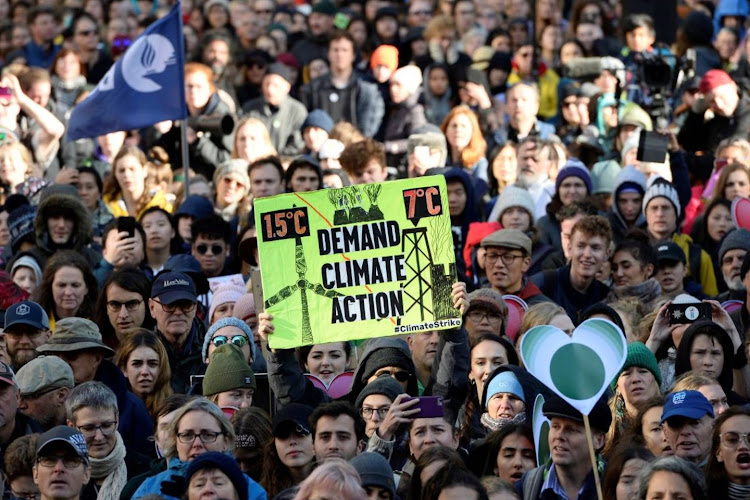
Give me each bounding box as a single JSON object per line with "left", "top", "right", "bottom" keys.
{"left": 464, "top": 82, "right": 492, "bottom": 110}
{"left": 257, "top": 312, "right": 274, "bottom": 342}
{"left": 451, "top": 282, "right": 469, "bottom": 315}
{"left": 54, "top": 167, "right": 80, "bottom": 185}
{"left": 102, "top": 231, "right": 138, "bottom": 267}
{"left": 186, "top": 126, "right": 198, "bottom": 144}
{"left": 377, "top": 394, "right": 421, "bottom": 441}
{"left": 657, "top": 129, "right": 680, "bottom": 153}
{"left": 646, "top": 300, "right": 677, "bottom": 352}
{"left": 154, "top": 120, "right": 173, "bottom": 134}
{"left": 706, "top": 300, "right": 742, "bottom": 351}
{"left": 408, "top": 152, "right": 429, "bottom": 178}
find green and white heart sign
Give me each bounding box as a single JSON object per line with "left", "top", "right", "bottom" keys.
{"left": 532, "top": 394, "right": 550, "bottom": 466}
{"left": 520, "top": 318, "right": 627, "bottom": 415}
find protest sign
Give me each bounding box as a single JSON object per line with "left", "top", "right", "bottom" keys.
{"left": 519, "top": 318, "right": 626, "bottom": 415}
{"left": 532, "top": 394, "right": 550, "bottom": 467}
{"left": 254, "top": 177, "right": 461, "bottom": 349}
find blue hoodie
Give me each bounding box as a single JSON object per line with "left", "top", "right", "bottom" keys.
{"left": 714, "top": 0, "right": 748, "bottom": 40}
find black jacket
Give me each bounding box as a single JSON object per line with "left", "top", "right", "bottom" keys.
{"left": 678, "top": 91, "right": 750, "bottom": 157}
{"left": 157, "top": 319, "right": 207, "bottom": 394}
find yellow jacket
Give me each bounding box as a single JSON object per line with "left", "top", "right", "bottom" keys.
{"left": 104, "top": 189, "right": 173, "bottom": 220}
{"left": 672, "top": 232, "right": 718, "bottom": 297}
{"left": 507, "top": 67, "right": 560, "bottom": 121}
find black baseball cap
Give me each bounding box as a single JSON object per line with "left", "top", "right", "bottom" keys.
{"left": 36, "top": 426, "right": 89, "bottom": 463}
{"left": 5, "top": 301, "right": 50, "bottom": 331}
{"left": 151, "top": 272, "right": 197, "bottom": 304}
{"left": 272, "top": 403, "right": 314, "bottom": 438}
{"left": 655, "top": 242, "right": 686, "bottom": 265}
{"left": 543, "top": 394, "right": 612, "bottom": 433}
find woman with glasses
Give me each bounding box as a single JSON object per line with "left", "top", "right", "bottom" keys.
{"left": 706, "top": 407, "right": 750, "bottom": 497}
{"left": 114, "top": 330, "right": 173, "bottom": 419}
{"left": 132, "top": 397, "right": 266, "bottom": 500}
{"left": 94, "top": 268, "right": 155, "bottom": 350}
{"left": 70, "top": 12, "right": 112, "bottom": 84}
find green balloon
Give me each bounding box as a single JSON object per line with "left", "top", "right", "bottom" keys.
{"left": 550, "top": 344, "right": 605, "bottom": 400}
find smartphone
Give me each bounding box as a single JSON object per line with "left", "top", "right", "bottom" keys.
{"left": 667, "top": 302, "right": 711, "bottom": 325}
{"left": 403, "top": 396, "right": 444, "bottom": 418}
{"left": 637, "top": 130, "right": 669, "bottom": 164}
{"left": 117, "top": 216, "right": 136, "bottom": 238}
{"left": 414, "top": 145, "right": 432, "bottom": 168}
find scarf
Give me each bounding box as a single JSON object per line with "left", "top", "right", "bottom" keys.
{"left": 480, "top": 411, "right": 526, "bottom": 432}
{"left": 88, "top": 432, "right": 128, "bottom": 500}
{"left": 215, "top": 202, "right": 239, "bottom": 222}
{"left": 606, "top": 278, "right": 662, "bottom": 307}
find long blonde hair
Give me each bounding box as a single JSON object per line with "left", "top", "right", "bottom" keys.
{"left": 232, "top": 118, "right": 278, "bottom": 162}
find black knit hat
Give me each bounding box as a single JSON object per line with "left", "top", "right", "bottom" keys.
{"left": 359, "top": 347, "right": 413, "bottom": 383}
{"left": 543, "top": 394, "right": 612, "bottom": 433}
{"left": 185, "top": 452, "right": 248, "bottom": 500}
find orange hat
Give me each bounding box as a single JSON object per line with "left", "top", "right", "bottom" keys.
{"left": 370, "top": 45, "right": 399, "bottom": 73}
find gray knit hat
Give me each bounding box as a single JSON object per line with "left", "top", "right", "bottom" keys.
{"left": 355, "top": 374, "right": 405, "bottom": 410}
{"left": 643, "top": 178, "right": 681, "bottom": 218}
{"left": 719, "top": 228, "right": 750, "bottom": 263}
{"left": 203, "top": 343, "right": 256, "bottom": 396}
{"left": 213, "top": 159, "right": 250, "bottom": 195}
{"left": 490, "top": 185, "right": 535, "bottom": 223}
{"left": 202, "top": 317, "right": 254, "bottom": 362}
{"left": 350, "top": 452, "right": 396, "bottom": 497}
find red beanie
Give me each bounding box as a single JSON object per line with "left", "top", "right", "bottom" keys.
{"left": 370, "top": 45, "right": 399, "bottom": 73}
{"left": 699, "top": 69, "right": 734, "bottom": 94}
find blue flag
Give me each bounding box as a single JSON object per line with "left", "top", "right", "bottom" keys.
{"left": 67, "top": 3, "right": 186, "bottom": 141}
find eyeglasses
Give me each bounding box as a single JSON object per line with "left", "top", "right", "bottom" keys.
{"left": 76, "top": 29, "right": 97, "bottom": 36}
{"left": 361, "top": 406, "right": 390, "bottom": 419}
{"left": 176, "top": 430, "right": 225, "bottom": 443}
{"left": 562, "top": 100, "right": 578, "bottom": 108}
{"left": 152, "top": 299, "right": 197, "bottom": 314}
{"left": 721, "top": 431, "right": 750, "bottom": 449}
{"left": 77, "top": 420, "right": 118, "bottom": 437}
{"left": 10, "top": 489, "right": 39, "bottom": 500}
{"left": 485, "top": 252, "right": 524, "bottom": 266}
{"left": 374, "top": 370, "right": 410, "bottom": 382}
{"left": 106, "top": 299, "right": 143, "bottom": 312}
{"left": 37, "top": 456, "right": 84, "bottom": 469}
{"left": 211, "top": 335, "right": 247, "bottom": 348}
{"left": 467, "top": 310, "right": 504, "bottom": 324}
{"left": 195, "top": 244, "right": 225, "bottom": 256}
{"left": 22, "top": 386, "right": 59, "bottom": 401}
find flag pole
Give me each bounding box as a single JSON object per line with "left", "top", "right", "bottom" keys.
{"left": 583, "top": 414, "right": 604, "bottom": 500}
{"left": 181, "top": 120, "right": 190, "bottom": 197}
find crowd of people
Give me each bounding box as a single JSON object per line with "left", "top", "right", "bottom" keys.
{"left": 2, "top": 0, "right": 750, "bottom": 499}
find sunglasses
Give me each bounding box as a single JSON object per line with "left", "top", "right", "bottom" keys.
{"left": 376, "top": 370, "right": 410, "bottom": 382}
{"left": 196, "top": 244, "right": 224, "bottom": 255}
{"left": 212, "top": 334, "right": 248, "bottom": 348}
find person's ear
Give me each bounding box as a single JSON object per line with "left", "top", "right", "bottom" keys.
{"left": 521, "top": 256, "right": 530, "bottom": 273}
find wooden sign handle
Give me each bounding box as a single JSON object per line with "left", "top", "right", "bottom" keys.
{"left": 583, "top": 414, "right": 604, "bottom": 500}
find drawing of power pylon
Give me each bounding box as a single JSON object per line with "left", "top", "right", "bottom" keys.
{"left": 401, "top": 228, "right": 434, "bottom": 321}
{"left": 264, "top": 237, "right": 344, "bottom": 345}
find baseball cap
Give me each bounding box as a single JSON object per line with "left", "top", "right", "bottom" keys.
{"left": 4, "top": 301, "right": 50, "bottom": 331}
{"left": 151, "top": 272, "right": 197, "bottom": 304}
{"left": 661, "top": 390, "right": 715, "bottom": 424}
{"left": 480, "top": 229, "right": 532, "bottom": 256}
{"left": 272, "top": 403, "right": 314, "bottom": 437}
{"left": 16, "top": 355, "right": 74, "bottom": 396}
{"left": 655, "top": 242, "right": 686, "bottom": 265}
{"left": 0, "top": 361, "right": 16, "bottom": 387}
{"left": 36, "top": 426, "right": 89, "bottom": 462}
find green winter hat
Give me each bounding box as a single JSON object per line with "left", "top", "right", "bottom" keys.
{"left": 203, "top": 343, "right": 256, "bottom": 396}
{"left": 611, "top": 342, "right": 662, "bottom": 390}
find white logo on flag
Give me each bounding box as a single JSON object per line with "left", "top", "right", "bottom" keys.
{"left": 122, "top": 34, "right": 178, "bottom": 93}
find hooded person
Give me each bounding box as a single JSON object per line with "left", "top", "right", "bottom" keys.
{"left": 382, "top": 65, "right": 428, "bottom": 171}
{"left": 478, "top": 365, "right": 551, "bottom": 438}
{"left": 33, "top": 184, "right": 100, "bottom": 267}
{"left": 607, "top": 165, "right": 648, "bottom": 244}
{"left": 422, "top": 63, "right": 453, "bottom": 126}
{"left": 674, "top": 320, "right": 742, "bottom": 405}
{"left": 429, "top": 167, "right": 480, "bottom": 282}
{"left": 350, "top": 338, "right": 420, "bottom": 401}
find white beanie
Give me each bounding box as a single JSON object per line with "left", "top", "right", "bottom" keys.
{"left": 643, "top": 177, "right": 681, "bottom": 218}
{"left": 208, "top": 283, "right": 246, "bottom": 323}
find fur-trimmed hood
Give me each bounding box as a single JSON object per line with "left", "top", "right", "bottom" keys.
{"left": 35, "top": 190, "right": 93, "bottom": 255}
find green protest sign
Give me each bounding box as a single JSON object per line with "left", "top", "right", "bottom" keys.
{"left": 254, "top": 177, "right": 461, "bottom": 349}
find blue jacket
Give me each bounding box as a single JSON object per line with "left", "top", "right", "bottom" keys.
{"left": 714, "top": 0, "right": 748, "bottom": 39}
{"left": 132, "top": 457, "right": 267, "bottom": 500}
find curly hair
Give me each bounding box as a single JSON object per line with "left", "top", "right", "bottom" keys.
{"left": 339, "top": 139, "right": 386, "bottom": 178}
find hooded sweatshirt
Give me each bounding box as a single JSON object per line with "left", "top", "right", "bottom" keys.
{"left": 607, "top": 165, "right": 648, "bottom": 244}
{"left": 349, "top": 337, "right": 419, "bottom": 401}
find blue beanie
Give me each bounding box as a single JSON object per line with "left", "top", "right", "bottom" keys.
{"left": 202, "top": 317, "right": 254, "bottom": 362}
{"left": 302, "top": 109, "right": 334, "bottom": 133}
{"left": 185, "top": 452, "right": 248, "bottom": 500}
{"left": 555, "top": 159, "right": 593, "bottom": 194}
{"left": 485, "top": 371, "right": 525, "bottom": 405}
{"left": 175, "top": 195, "right": 214, "bottom": 220}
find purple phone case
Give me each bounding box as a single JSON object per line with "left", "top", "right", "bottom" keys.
{"left": 404, "top": 396, "right": 444, "bottom": 418}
